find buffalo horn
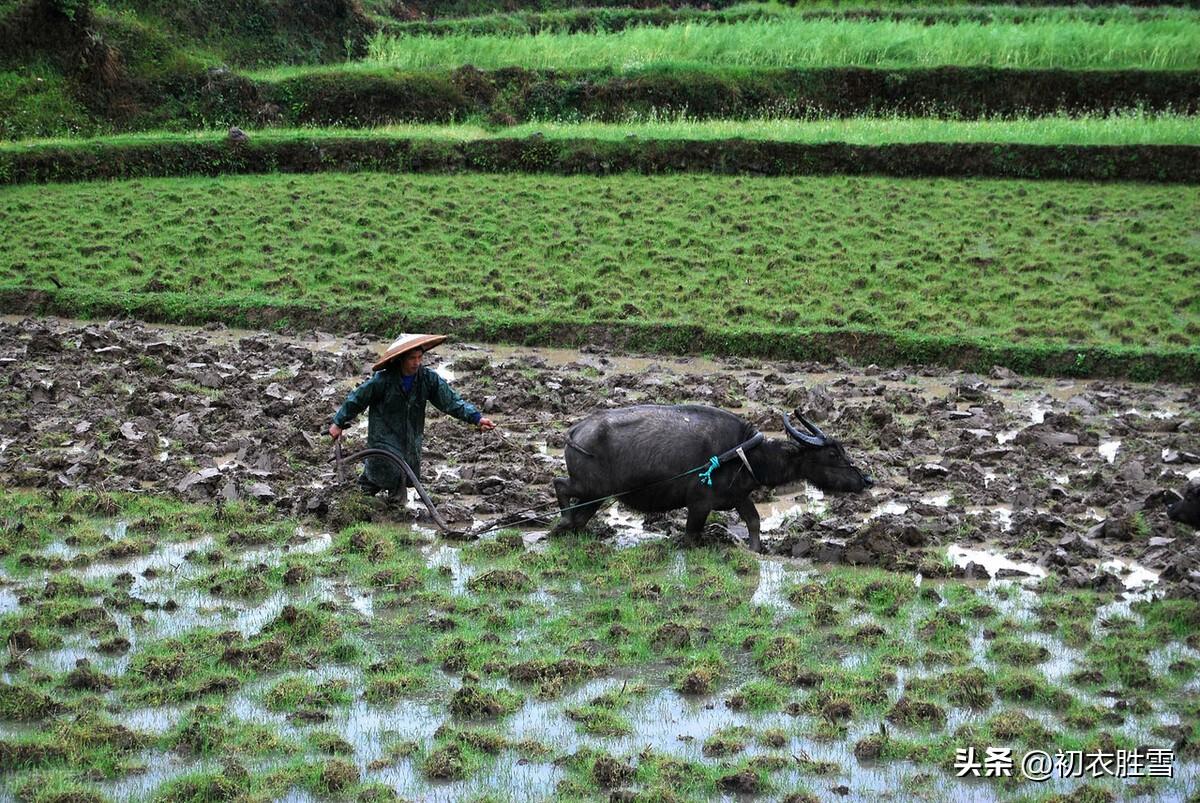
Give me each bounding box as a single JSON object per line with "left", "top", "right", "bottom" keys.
{"left": 795, "top": 411, "right": 828, "bottom": 442}
{"left": 782, "top": 412, "right": 824, "bottom": 447}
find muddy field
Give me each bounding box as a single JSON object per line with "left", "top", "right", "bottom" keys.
{"left": 1, "top": 316, "right": 1200, "bottom": 802}
{"left": 2, "top": 317, "right": 1197, "bottom": 594}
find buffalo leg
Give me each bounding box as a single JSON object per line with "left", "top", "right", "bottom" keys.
{"left": 736, "top": 497, "right": 762, "bottom": 553}
{"left": 683, "top": 505, "right": 711, "bottom": 548}
{"left": 551, "top": 477, "right": 602, "bottom": 534}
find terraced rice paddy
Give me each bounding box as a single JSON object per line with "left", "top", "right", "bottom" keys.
{"left": 2, "top": 0, "right": 1199, "bottom": 800}
{"left": 347, "top": 17, "right": 1200, "bottom": 73}
{"left": 2, "top": 486, "right": 1198, "bottom": 802}
{"left": 2, "top": 172, "right": 1197, "bottom": 355}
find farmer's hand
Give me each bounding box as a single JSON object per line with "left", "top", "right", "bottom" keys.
{"left": 478, "top": 417, "right": 496, "bottom": 432}
{"left": 329, "top": 423, "right": 343, "bottom": 440}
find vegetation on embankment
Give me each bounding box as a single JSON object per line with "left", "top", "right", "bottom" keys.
{"left": 366, "top": 0, "right": 1200, "bottom": 20}
{"left": 3, "top": 133, "right": 1199, "bottom": 185}
{"left": 1, "top": 172, "right": 1197, "bottom": 377}
{"left": 4, "top": 0, "right": 1199, "bottom": 140}
{"left": 354, "top": 17, "right": 1200, "bottom": 73}
{"left": 13, "top": 61, "right": 1199, "bottom": 140}
{"left": 262, "top": 65, "right": 1200, "bottom": 124}
{"left": 381, "top": 3, "right": 1200, "bottom": 38}
{"left": 13, "top": 113, "right": 1200, "bottom": 150}
{"left": 1, "top": 0, "right": 373, "bottom": 70}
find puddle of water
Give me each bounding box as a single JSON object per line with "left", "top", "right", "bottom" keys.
{"left": 996, "top": 429, "right": 1021, "bottom": 445}
{"left": 349, "top": 589, "right": 375, "bottom": 619}
{"left": 1026, "top": 631, "right": 1082, "bottom": 684}
{"left": 424, "top": 545, "right": 473, "bottom": 595}
{"left": 1149, "top": 639, "right": 1200, "bottom": 676}
{"left": 946, "top": 545, "right": 1045, "bottom": 581}
{"left": 41, "top": 539, "right": 83, "bottom": 560}
{"left": 117, "top": 705, "right": 188, "bottom": 735}
{"left": 1099, "top": 559, "right": 1159, "bottom": 591}
{"left": 502, "top": 675, "right": 998, "bottom": 801}
{"left": 1098, "top": 440, "right": 1121, "bottom": 464}
{"left": 94, "top": 750, "right": 214, "bottom": 802}
{"left": 920, "top": 492, "right": 952, "bottom": 508}
{"left": 866, "top": 500, "right": 910, "bottom": 520}
{"left": 749, "top": 559, "right": 791, "bottom": 610}
{"left": 603, "top": 505, "right": 671, "bottom": 549}
{"left": 0, "top": 586, "right": 18, "bottom": 614}
{"left": 73, "top": 535, "right": 214, "bottom": 583}
{"left": 761, "top": 486, "right": 827, "bottom": 531}
{"left": 1125, "top": 408, "right": 1176, "bottom": 420}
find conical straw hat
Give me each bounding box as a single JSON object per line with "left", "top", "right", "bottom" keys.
{"left": 372, "top": 333, "right": 448, "bottom": 372}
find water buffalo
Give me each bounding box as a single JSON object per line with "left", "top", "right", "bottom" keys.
{"left": 1168, "top": 482, "right": 1200, "bottom": 528}
{"left": 551, "top": 404, "right": 872, "bottom": 551}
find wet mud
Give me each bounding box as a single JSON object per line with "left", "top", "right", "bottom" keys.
{"left": 2, "top": 316, "right": 1196, "bottom": 596}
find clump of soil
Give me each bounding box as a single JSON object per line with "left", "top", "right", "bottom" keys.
{"left": 471, "top": 531, "right": 525, "bottom": 557}
{"left": 423, "top": 742, "right": 467, "bottom": 780}
{"left": 854, "top": 733, "right": 885, "bottom": 760}
{"left": 822, "top": 699, "right": 854, "bottom": 722}
{"left": 97, "top": 635, "right": 132, "bottom": 654}
{"left": 910, "top": 667, "right": 991, "bottom": 709}
{"left": 592, "top": 755, "right": 635, "bottom": 788}
{"left": 467, "top": 569, "right": 532, "bottom": 592}
{"left": 220, "top": 637, "right": 285, "bottom": 670}
{"left": 987, "top": 710, "right": 1053, "bottom": 743}
{"left": 62, "top": 659, "right": 114, "bottom": 691}
{"left": 508, "top": 658, "right": 601, "bottom": 685}
{"left": 435, "top": 726, "right": 509, "bottom": 755}
{"left": 703, "top": 726, "right": 750, "bottom": 757}
{"left": 448, "top": 685, "right": 522, "bottom": 717}
{"left": 650, "top": 622, "right": 691, "bottom": 650}
{"left": 886, "top": 697, "right": 947, "bottom": 728}
{"left": 282, "top": 564, "right": 312, "bottom": 585}
{"left": 566, "top": 706, "right": 631, "bottom": 736}
{"left": 0, "top": 684, "right": 63, "bottom": 720}
{"left": 675, "top": 665, "right": 718, "bottom": 695}
{"left": 309, "top": 731, "right": 355, "bottom": 755}
{"left": 318, "top": 759, "right": 359, "bottom": 793}
{"left": 718, "top": 770, "right": 761, "bottom": 794}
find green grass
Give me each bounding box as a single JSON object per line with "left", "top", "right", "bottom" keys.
{"left": 2, "top": 488, "right": 1199, "bottom": 800}
{"left": 0, "top": 68, "right": 97, "bottom": 141}
{"left": 378, "top": 2, "right": 1200, "bottom": 39}
{"left": 314, "top": 17, "right": 1200, "bottom": 76}
{"left": 1, "top": 172, "right": 1197, "bottom": 355}
{"left": 6, "top": 111, "right": 1200, "bottom": 149}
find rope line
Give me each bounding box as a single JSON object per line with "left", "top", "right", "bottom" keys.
{"left": 333, "top": 432, "right": 764, "bottom": 542}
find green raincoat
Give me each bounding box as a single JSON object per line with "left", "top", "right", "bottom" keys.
{"left": 333, "top": 366, "right": 481, "bottom": 492}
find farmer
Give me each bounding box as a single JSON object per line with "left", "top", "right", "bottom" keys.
{"left": 329, "top": 333, "right": 495, "bottom": 497}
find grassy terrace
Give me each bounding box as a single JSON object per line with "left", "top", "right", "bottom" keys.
{"left": 313, "top": 17, "right": 1200, "bottom": 75}
{"left": 1, "top": 488, "right": 1198, "bottom": 801}
{"left": 1, "top": 172, "right": 1197, "bottom": 369}
{"left": 5, "top": 114, "right": 1200, "bottom": 149}
{"left": 380, "top": 3, "right": 1200, "bottom": 37}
